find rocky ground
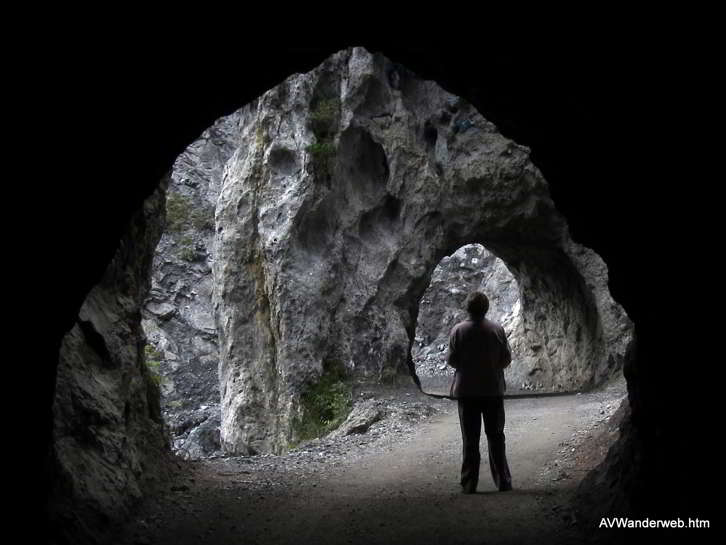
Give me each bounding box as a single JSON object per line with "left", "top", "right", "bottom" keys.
{"left": 111, "top": 374, "right": 627, "bottom": 545}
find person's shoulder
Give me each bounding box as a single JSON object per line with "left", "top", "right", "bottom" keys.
{"left": 483, "top": 318, "right": 505, "bottom": 332}
{"left": 451, "top": 320, "right": 470, "bottom": 334}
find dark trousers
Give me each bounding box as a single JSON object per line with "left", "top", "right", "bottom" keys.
{"left": 457, "top": 395, "right": 512, "bottom": 490}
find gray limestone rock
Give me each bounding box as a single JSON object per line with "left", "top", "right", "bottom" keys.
{"left": 328, "top": 399, "right": 385, "bottom": 438}
{"left": 142, "top": 111, "right": 240, "bottom": 458}
{"left": 174, "top": 409, "right": 223, "bottom": 460}
{"left": 212, "top": 47, "right": 634, "bottom": 455}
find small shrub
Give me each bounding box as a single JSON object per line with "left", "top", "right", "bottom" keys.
{"left": 306, "top": 140, "right": 337, "bottom": 178}
{"left": 305, "top": 97, "right": 340, "bottom": 180}
{"left": 165, "top": 192, "right": 190, "bottom": 232}
{"left": 178, "top": 235, "right": 197, "bottom": 262}
{"left": 190, "top": 205, "right": 214, "bottom": 231}
{"left": 309, "top": 98, "right": 339, "bottom": 139}
{"left": 144, "top": 344, "right": 164, "bottom": 386}
{"left": 307, "top": 140, "right": 336, "bottom": 157}
{"left": 292, "top": 360, "right": 352, "bottom": 444}
{"left": 166, "top": 192, "right": 214, "bottom": 233}
{"left": 307, "top": 140, "right": 337, "bottom": 168}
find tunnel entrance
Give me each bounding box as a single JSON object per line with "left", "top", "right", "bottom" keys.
{"left": 409, "top": 237, "right": 632, "bottom": 401}
{"left": 137, "top": 48, "right": 635, "bottom": 460}
{"left": 49, "top": 46, "right": 641, "bottom": 545}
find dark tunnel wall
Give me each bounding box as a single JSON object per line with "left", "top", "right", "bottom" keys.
{"left": 25, "top": 39, "right": 716, "bottom": 542}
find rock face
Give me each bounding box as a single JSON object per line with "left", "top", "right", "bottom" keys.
{"left": 213, "top": 47, "right": 634, "bottom": 455}
{"left": 412, "top": 244, "right": 524, "bottom": 393}
{"left": 143, "top": 126, "right": 526, "bottom": 457}
{"left": 51, "top": 180, "right": 173, "bottom": 543}
{"left": 141, "top": 112, "right": 240, "bottom": 459}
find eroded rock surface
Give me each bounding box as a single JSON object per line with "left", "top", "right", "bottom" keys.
{"left": 142, "top": 112, "right": 240, "bottom": 459}
{"left": 213, "top": 47, "right": 633, "bottom": 455}
{"left": 52, "top": 180, "right": 173, "bottom": 544}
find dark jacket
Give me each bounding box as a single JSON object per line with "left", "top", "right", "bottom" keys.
{"left": 447, "top": 317, "right": 511, "bottom": 398}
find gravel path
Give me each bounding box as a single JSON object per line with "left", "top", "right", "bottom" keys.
{"left": 115, "top": 378, "right": 627, "bottom": 545}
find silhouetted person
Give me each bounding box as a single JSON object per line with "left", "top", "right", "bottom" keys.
{"left": 447, "top": 291, "right": 513, "bottom": 494}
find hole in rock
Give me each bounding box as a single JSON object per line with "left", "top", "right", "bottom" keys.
{"left": 407, "top": 240, "right": 632, "bottom": 507}
{"left": 412, "top": 243, "right": 522, "bottom": 395}
{"left": 410, "top": 240, "right": 631, "bottom": 400}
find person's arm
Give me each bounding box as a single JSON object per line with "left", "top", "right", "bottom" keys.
{"left": 447, "top": 326, "right": 460, "bottom": 369}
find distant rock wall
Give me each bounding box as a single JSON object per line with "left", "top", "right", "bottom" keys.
{"left": 141, "top": 111, "right": 240, "bottom": 459}
{"left": 51, "top": 180, "right": 173, "bottom": 544}
{"left": 413, "top": 244, "right": 526, "bottom": 392}
{"left": 213, "top": 47, "right": 634, "bottom": 455}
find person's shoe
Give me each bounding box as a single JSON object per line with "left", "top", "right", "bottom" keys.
{"left": 499, "top": 481, "right": 512, "bottom": 492}
{"left": 461, "top": 482, "right": 477, "bottom": 494}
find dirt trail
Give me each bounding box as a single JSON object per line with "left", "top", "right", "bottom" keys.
{"left": 117, "top": 380, "right": 626, "bottom": 545}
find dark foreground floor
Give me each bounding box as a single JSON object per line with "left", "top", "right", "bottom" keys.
{"left": 114, "top": 386, "right": 644, "bottom": 545}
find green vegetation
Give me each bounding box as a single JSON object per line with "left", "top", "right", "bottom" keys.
{"left": 166, "top": 192, "right": 190, "bottom": 232}
{"left": 307, "top": 140, "right": 336, "bottom": 157}
{"left": 306, "top": 140, "right": 337, "bottom": 175}
{"left": 166, "top": 192, "right": 212, "bottom": 260}
{"left": 190, "top": 206, "right": 214, "bottom": 231}
{"left": 292, "top": 360, "right": 352, "bottom": 444}
{"left": 166, "top": 192, "right": 214, "bottom": 233}
{"left": 168, "top": 399, "right": 184, "bottom": 410}
{"left": 309, "top": 98, "right": 339, "bottom": 139}
{"left": 144, "top": 344, "right": 164, "bottom": 387}
{"left": 307, "top": 97, "right": 340, "bottom": 179}
{"left": 178, "top": 235, "right": 197, "bottom": 262}
{"left": 255, "top": 124, "right": 270, "bottom": 149}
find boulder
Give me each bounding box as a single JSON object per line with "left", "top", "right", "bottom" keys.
{"left": 328, "top": 399, "right": 385, "bottom": 439}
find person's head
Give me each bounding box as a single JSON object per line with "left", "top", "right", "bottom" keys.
{"left": 465, "top": 291, "right": 489, "bottom": 320}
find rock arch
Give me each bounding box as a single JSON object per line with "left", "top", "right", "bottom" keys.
{"left": 412, "top": 244, "right": 523, "bottom": 393}
{"left": 213, "top": 48, "right": 633, "bottom": 454}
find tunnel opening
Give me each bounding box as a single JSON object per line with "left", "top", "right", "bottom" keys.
{"left": 411, "top": 244, "right": 523, "bottom": 395}
{"left": 48, "top": 46, "right": 642, "bottom": 545}
{"left": 120, "top": 46, "right": 635, "bottom": 462}
{"left": 408, "top": 239, "right": 630, "bottom": 398}
{"left": 402, "top": 239, "right": 632, "bottom": 518}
